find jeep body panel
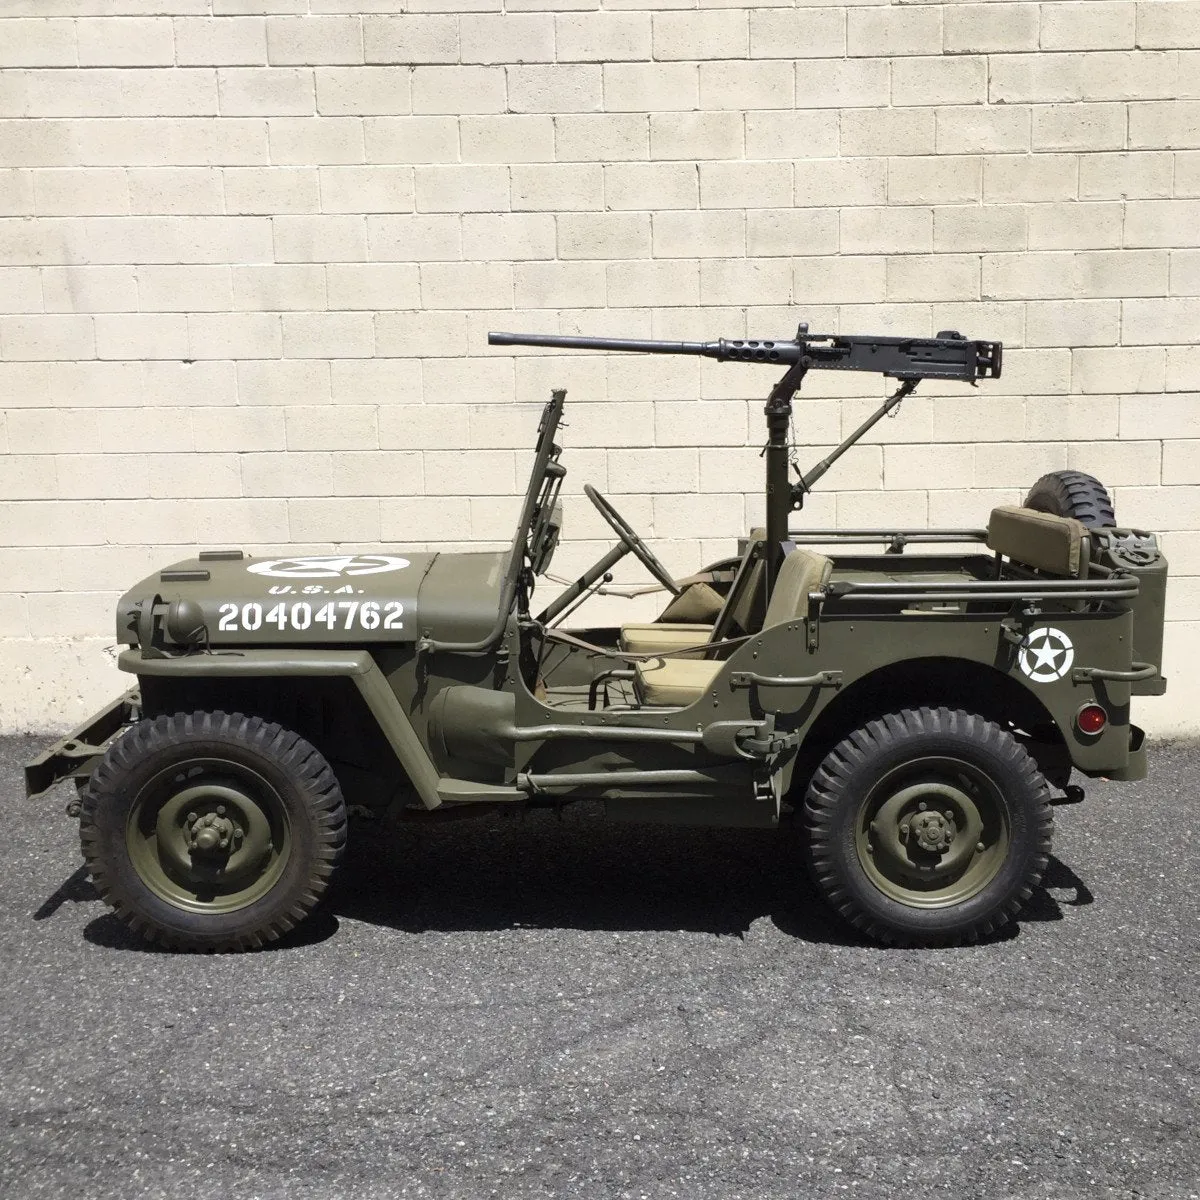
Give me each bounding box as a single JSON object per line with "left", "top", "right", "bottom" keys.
{"left": 116, "top": 550, "right": 519, "bottom": 651}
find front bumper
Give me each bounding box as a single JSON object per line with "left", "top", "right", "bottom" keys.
{"left": 24, "top": 689, "right": 139, "bottom": 800}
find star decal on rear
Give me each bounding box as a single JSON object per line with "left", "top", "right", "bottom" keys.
{"left": 1017, "top": 627, "right": 1075, "bottom": 684}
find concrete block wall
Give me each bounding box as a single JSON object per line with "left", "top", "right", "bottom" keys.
{"left": 0, "top": 0, "right": 1197, "bottom": 735}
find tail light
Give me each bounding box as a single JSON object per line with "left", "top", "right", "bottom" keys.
{"left": 1076, "top": 703, "right": 1108, "bottom": 735}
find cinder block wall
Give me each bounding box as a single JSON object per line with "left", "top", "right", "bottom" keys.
{"left": 1, "top": 1, "right": 1197, "bottom": 735}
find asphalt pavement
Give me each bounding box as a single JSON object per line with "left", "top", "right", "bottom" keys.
{"left": 1, "top": 732, "right": 1197, "bottom": 1200}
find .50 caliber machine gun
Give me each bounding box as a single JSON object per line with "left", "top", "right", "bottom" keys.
{"left": 489, "top": 325, "right": 1003, "bottom": 587}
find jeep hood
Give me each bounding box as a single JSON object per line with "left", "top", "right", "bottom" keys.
{"left": 118, "top": 549, "right": 512, "bottom": 648}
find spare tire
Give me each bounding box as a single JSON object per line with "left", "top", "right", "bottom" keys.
{"left": 1024, "top": 470, "right": 1115, "bottom": 528}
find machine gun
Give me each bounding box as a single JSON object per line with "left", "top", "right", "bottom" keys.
{"left": 489, "top": 327, "right": 1001, "bottom": 383}
{"left": 489, "top": 325, "right": 1004, "bottom": 587}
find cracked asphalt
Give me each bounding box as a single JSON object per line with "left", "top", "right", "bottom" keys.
{"left": 1, "top": 733, "right": 1197, "bottom": 1200}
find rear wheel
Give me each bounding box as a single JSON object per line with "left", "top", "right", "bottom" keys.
{"left": 804, "top": 708, "right": 1052, "bottom": 946}
{"left": 80, "top": 711, "right": 346, "bottom": 952}
{"left": 1024, "top": 470, "right": 1115, "bottom": 528}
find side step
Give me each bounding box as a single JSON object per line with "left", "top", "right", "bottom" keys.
{"left": 436, "top": 777, "right": 524, "bottom": 805}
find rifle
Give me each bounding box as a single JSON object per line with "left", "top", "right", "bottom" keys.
{"left": 488, "top": 324, "right": 1004, "bottom": 587}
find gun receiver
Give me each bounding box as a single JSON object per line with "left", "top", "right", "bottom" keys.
{"left": 488, "top": 327, "right": 1002, "bottom": 383}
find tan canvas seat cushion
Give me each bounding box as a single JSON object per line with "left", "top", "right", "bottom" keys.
{"left": 634, "top": 657, "right": 722, "bottom": 706}
{"left": 659, "top": 581, "right": 724, "bottom": 623}
{"left": 987, "top": 505, "right": 1087, "bottom": 577}
{"left": 619, "top": 623, "right": 714, "bottom": 657}
{"left": 762, "top": 547, "right": 834, "bottom": 628}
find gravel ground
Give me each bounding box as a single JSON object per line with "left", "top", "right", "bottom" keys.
{"left": 1, "top": 733, "right": 1197, "bottom": 1200}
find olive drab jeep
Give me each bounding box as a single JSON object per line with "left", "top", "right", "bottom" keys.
{"left": 26, "top": 324, "right": 1169, "bottom": 951}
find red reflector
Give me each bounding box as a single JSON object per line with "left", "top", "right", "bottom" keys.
{"left": 1077, "top": 703, "right": 1108, "bottom": 735}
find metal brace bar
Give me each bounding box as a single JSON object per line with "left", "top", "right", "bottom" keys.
{"left": 729, "top": 669, "right": 843, "bottom": 690}
{"left": 1071, "top": 662, "right": 1158, "bottom": 684}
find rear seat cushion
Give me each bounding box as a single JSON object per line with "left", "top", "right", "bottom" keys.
{"left": 987, "top": 505, "right": 1088, "bottom": 577}
{"left": 634, "top": 657, "right": 722, "bottom": 707}
{"left": 619, "top": 623, "right": 713, "bottom": 657}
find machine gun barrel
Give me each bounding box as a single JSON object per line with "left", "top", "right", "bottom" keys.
{"left": 488, "top": 328, "right": 1002, "bottom": 383}
{"left": 488, "top": 331, "right": 711, "bottom": 358}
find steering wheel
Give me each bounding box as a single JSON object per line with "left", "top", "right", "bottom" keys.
{"left": 584, "top": 484, "right": 681, "bottom": 596}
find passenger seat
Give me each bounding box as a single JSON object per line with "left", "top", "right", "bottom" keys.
{"left": 619, "top": 579, "right": 723, "bottom": 657}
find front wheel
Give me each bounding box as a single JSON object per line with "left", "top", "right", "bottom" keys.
{"left": 80, "top": 712, "right": 347, "bottom": 952}
{"left": 803, "top": 708, "right": 1052, "bottom": 946}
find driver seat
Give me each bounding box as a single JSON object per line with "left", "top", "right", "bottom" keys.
{"left": 618, "top": 528, "right": 766, "bottom": 656}
{"left": 633, "top": 547, "right": 833, "bottom": 707}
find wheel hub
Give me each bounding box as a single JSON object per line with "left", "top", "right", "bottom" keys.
{"left": 906, "top": 806, "right": 957, "bottom": 853}
{"left": 185, "top": 806, "right": 242, "bottom": 856}
{"left": 858, "top": 760, "right": 1010, "bottom": 909}
{"left": 128, "top": 766, "right": 290, "bottom": 915}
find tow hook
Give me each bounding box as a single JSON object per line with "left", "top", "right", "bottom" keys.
{"left": 1051, "top": 784, "right": 1086, "bottom": 806}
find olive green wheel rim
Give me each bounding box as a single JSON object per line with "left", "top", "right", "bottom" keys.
{"left": 855, "top": 756, "right": 1011, "bottom": 909}
{"left": 126, "top": 757, "right": 292, "bottom": 915}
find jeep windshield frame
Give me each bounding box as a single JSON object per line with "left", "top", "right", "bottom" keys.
{"left": 418, "top": 388, "right": 567, "bottom": 656}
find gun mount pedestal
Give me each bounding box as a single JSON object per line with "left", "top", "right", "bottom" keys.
{"left": 763, "top": 358, "right": 807, "bottom": 591}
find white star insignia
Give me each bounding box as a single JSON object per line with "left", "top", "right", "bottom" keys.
{"left": 1018, "top": 627, "right": 1075, "bottom": 683}
{"left": 1031, "top": 640, "right": 1062, "bottom": 669}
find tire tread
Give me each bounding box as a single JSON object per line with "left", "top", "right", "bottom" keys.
{"left": 1024, "top": 470, "right": 1116, "bottom": 529}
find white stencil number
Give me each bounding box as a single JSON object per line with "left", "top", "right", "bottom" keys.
{"left": 214, "top": 599, "right": 405, "bottom": 634}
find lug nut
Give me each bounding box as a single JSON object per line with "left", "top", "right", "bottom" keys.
{"left": 899, "top": 824, "right": 909, "bottom": 837}
{"left": 918, "top": 801, "right": 927, "bottom": 811}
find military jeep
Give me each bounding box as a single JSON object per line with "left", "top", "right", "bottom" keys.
{"left": 26, "top": 324, "right": 1168, "bottom": 951}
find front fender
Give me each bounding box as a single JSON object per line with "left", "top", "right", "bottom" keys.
{"left": 117, "top": 648, "right": 443, "bottom": 810}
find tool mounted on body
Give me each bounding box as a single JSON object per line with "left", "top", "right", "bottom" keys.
{"left": 489, "top": 325, "right": 1003, "bottom": 587}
